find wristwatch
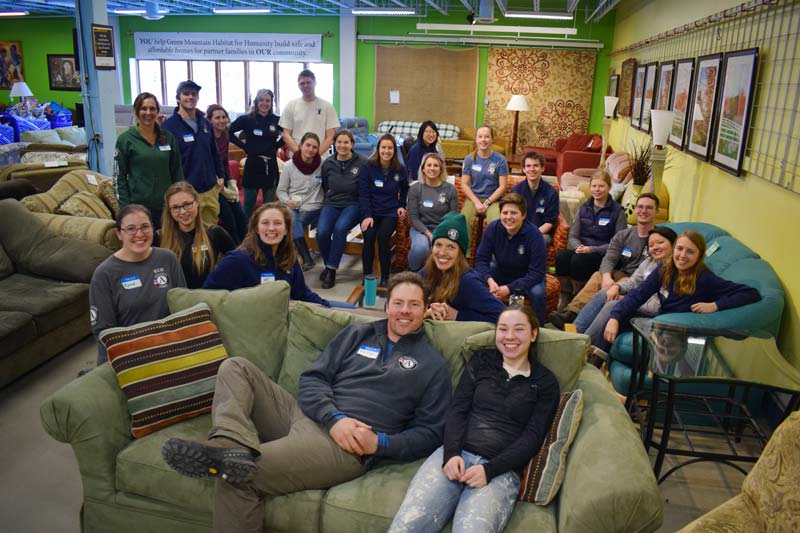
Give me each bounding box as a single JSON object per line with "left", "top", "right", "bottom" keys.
{"left": 483, "top": 199, "right": 492, "bottom": 207}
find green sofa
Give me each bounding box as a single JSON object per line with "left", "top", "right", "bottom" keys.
{"left": 0, "top": 198, "right": 111, "bottom": 388}
{"left": 41, "top": 283, "right": 663, "bottom": 532}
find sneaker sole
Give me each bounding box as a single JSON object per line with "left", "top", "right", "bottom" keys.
{"left": 162, "top": 438, "right": 256, "bottom": 484}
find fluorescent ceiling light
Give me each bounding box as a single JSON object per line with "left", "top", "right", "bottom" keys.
{"left": 504, "top": 12, "right": 573, "bottom": 20}
{"left": 213, "top": 8, "right": 271, "bottom": 14}
{"left": 358, "top": 34, "right": 603, "bottom": 50}
{"left": 0, "top": 10, "right": 29, "bottom": 16}
{"left": 417, "top": 23, "right": 577, "bottom": 36}
{"left": 113, "top": 9, "right": 170, "bottom": 15}
{"left": 351, "top": 8, "right": 416, "bottom": 16}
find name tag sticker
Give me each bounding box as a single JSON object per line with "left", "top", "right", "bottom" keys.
{"left": 260, "top": 272, "right": 275, "bottom": 284}
{"left": 706, "top": 241, "right": 720, "bottom": 257}
{"left": 314, "top": 174, "right": 322, "bottom": 180}
{"left": 374, "top": 179, "right": 384, "bottom": 188}
{"left": 43, "top": 160, "right": 68, "bottom": 168}
{"left": 158, "top": 144, "right": 171, "bottom": 151}
{"left": 535, "top": 206, "right": 545, "bottom": 213}
{"left": 87, "top": 174, "right": 98, "bottom": 186}
{"left": 357, "top": 345, "right": 380, "bottom": 359}
{"left": 598, "top": 217, "right": 610, "bottom": 226}
{"left": 471, "top": 164, "right": 482, "bottom": 172}
{"left": 183, "top": 134, "right": 195, "bottom": 142}
{"left": 621, "top": 247, "right": 632, "bottom": 257}
{"left": 659, "top": 287, "right": 670, "bottom": 299}
{"left": 121, "top": 275, "right": 142, "bottom": 290}
{"left": 422, "top": 199, "right": 434, "bottom": 208}
{"left": 192, "top": 243, "right": 209, "bottom": 252}
{"left": 253, "top": 129, "right": 263, "bottom": 136}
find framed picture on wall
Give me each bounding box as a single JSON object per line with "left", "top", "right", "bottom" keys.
{"left": 712, "top": 48, "right": 759, "bottom": 176}
{"left": 608, "top": 74, "right": 619, "bottom": 97}
{"left": 47, "top": 54, "right": 81, "bottom": 91}
{"left": 686, "top": 53, "right": 723, "bottom": 160}
{"left": 619, "top": 58, "right": 636, "bottom": 117}
{"left": 0, "top": 41, "right": 24, "bottom": 89}
{"left": 668, "top": 58, "right": 695, "bottom": 149}
{"left": 631, "top": 64, "right": 646, "bottom": 127}
{"left": 640, "top": 62, "right": 658, "bottom": 132}
{"left": 655, "top": 61, "right": 675, "bottom": 111}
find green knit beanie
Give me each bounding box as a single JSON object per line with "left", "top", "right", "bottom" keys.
{"left": 431, "top": 211, "right": 469, "bottom": 255}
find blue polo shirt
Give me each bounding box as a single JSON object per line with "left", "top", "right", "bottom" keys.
{"left": 463, "top": 151, "right": 508, "bottom": 198}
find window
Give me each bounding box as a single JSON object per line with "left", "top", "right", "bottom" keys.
{"left": 134, "top": 59, "right": 334, "bottom": 116}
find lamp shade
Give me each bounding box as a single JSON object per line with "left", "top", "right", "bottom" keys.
{"left": 9, "top": 81, "right": 33, "bottom": 98}
{"left": 604, "top": 96, "right": 619, "bottom": 118}
{"left": 506, "top": 94, "right": 529, "bottom": 112}
{"left": 650, "top": 110, "right": 675, "bottom": 147}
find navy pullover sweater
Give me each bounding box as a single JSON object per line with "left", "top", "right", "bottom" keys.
{"left": 202, "top": 243, "right": 328, "bottom": 306}
{"left": 475, "top": 220, "right": 546, "bottom": 292}
{"left": 511, "top": 179, "right": 559, "bottom": 230}
{"left": 610, "top": 266, "right": 762, "bottom": 323}
{"left": 359, "top": 163, "right": 409, "bottom": 219}
{"left": 163, "top": 110, "right": 225, "bottom": 194}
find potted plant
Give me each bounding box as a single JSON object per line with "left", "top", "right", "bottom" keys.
{"left": 620, "top": 140, "right": 668, "bottom": 223}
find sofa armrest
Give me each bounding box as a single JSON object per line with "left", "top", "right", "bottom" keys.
{"left": 40, "top": 364, "right": 132, "bottom": 503}
{"left": 556, "top": 151, "right": 602, "bottom": 178}
{"left": 555, "top": 138, "right": 567, "bottom": 152}
{"left": 558, "top": 365, "right": 663, "bottom": 532}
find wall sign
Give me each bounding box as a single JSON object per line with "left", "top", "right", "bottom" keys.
{"left": 133, "top": 32, "right": 322, "bottom": 62}
{"left": 92, "top": 24, "right": 116, "bottom": 70}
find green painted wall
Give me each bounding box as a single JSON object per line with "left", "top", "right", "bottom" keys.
{"left": 0, "top": 17, "right": 83, "bottom": 109}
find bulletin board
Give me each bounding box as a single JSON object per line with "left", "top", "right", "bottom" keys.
{"left": 374, "top": 45, "right": 478, "bottom": 133}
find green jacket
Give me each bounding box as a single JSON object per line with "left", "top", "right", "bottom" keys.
{"left": 115, "top": 126, "right": 183, "bottom": 212}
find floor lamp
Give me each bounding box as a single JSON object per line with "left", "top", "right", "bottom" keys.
{"left": 506, "top": 95, "right": 529, "bottom": 155}
{"left": 600, "top": 96, "right": 618, "bottom": 168}
{"left": 649, "top": 110, "right": 675, "bottom": 194}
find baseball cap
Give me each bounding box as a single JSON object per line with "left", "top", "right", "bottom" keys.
{"left": 176, "top": 80, "right": 201, "bottom": 93}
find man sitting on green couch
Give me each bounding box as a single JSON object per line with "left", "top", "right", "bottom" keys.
{"left": 163, "top": 271, "right": 452, "bottom": 532}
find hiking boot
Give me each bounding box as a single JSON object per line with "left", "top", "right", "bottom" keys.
{"left": 587, "top": 345, "right": 608, "bottom": 369}
{"left": 321, "top": 268, "right": 336, "bottom": 289}
{"left": 162, "top": 437, "right": 256, "bottom": 484}
{"left": 294, "top": 238, "right": 316, "bottom": 272}
{"left": 549, "top": 310, "right": 577, "bottom": 331}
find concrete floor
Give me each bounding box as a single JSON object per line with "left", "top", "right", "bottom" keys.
{"left": 0, "top": 255, "right": 747, "bottom": 532}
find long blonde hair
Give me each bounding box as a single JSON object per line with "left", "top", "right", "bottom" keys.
{"left": 661, "top": 230, "right": 708, "bottom": 296}
{"left": 161, "top": 181, "right": 217, "bottom": 275}
{"left": 423, "top": 244, "right": 470, "bottom": 304}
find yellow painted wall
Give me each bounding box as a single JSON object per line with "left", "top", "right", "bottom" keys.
{"left": 610, "top": 0, "right": 800, "bottom": 365}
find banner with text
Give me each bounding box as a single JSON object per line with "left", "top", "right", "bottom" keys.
{"left": 133, "top": 32, "right": 321, "bottom": 62}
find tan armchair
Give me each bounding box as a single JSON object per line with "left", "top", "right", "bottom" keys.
{"left": 440, "top": 127, "right": 511, "bottom": 160}
{"left": 678, "top": 410, "right": 800, "bottom": 532}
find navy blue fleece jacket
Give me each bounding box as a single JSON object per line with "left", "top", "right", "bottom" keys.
{"left": 511, "top": 179, "right": 559, "bottom": 230}
{"left": 475, "top": 219, "right": 546, "bottom": 292}
{"left": 163, "top": 109, "right": 225, "bottom": 194}
{"left": 359, "top": 163, "right": 409, "bottom": 219}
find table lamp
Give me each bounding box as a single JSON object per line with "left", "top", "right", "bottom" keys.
{"left": 649, "top": 109, "right": 675, "bottom": 194}
{"left": 506, "top": 94, "right": 529, "bottom": 155}
{"left": 600, "top": 96, "right": 619, "bottom": 168}
{"left": 9, "top": 81, "right": 33, "bottom": 104}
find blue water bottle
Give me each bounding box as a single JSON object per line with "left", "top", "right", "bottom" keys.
{"left": 364, "top": 275, "right": 378, "bottom": 307}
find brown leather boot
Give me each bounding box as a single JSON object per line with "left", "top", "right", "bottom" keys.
{"left": 162, "top": 437, "right": 256, "bottom": 483}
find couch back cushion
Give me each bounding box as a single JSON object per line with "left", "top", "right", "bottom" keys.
{"left": 462, "top": 328, "right": 589, "bottom": 392}
{"left": 56, "top": 126, "right": 87, "bottom": 146}
{"left": 56, "top": 190, "right": 113, "bottom": 219}
{"left": 167, "top": 283, "right": 290, "bottom": 380}
{"left": 702, "top": 235, "right": 759, "bottom": 273}
{"left": 605, "top": 152, "right": 632, "bottom": 183}
{"left": 0, "top": 241, "right": 13, "bottom": 280}
{"left": 20, "top": 128, "right": 64, "bottom": 144}
{"left": 663, "top": 222, "right": 729, "bottom": 243}
{"left": 562, "top": 134, "right": 595, "bottom": 152}
{"left": 21, "top": 169, "right": 109, "bottom": 214}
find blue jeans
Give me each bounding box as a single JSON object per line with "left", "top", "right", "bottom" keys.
{"left": 574, "top": 289, "right": 610, "bottom": 333}
{"left": 389, "top": 446, "right": 519, "bottom": 533}
{"left": 408, "top": 227, "right": 431, "bottom": 271}
{"left": 244, "top": 187, "right": 275, "bottom": 218}
{"left": 290, "top": 208, "right": 320, "bottom": 241}
{"left": 578, "top": 290, "right": 658, "bottom": 351}
{"left": 526, "top": 280, "right": 547, "bottom": 326}
{"left": 316, "top": 205, "right": 360, "bottom": 270}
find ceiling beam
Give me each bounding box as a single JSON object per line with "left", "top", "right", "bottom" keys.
{"left": 425, "top": 0, "right": 448, "bottom": 16}
{"left": 567, "top": 0, "right": 580, "bottom": 13}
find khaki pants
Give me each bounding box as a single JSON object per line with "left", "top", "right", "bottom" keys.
{"left": 565, "top": 270, "right": 628, "bottom": 314}
{"left": 461, "top": 199, "right": 500, "bottom": 257}
{"left": 198, "top": 184, "right": 222, "bottom": 225}
{"left": 211, "top": 358, "right": 369, "bottom": 533}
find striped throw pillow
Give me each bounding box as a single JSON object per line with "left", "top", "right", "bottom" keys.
{"left": 57, "top": 190, "right": 113, "bottom": 219}
{"left": 99, "top": 303, "right": 228, "bottom": 438}
{"left": 517, "top": 389, "right": 583, "bottom": 505}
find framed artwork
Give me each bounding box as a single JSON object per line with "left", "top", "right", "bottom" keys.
{"left": 0, "top": 41, "right": 24, "bottom": 89}
{"left": 712, "top": 48, "right": 759, "bottom": 176}
{"left": 687, "top": 53, "right": 723, "bottom": 160}
{"left": 668, "top": 58, "right": 695, "bottom": 149}
{"left": 640, "top": 62, "right": 658, "bottom": 132}
{"left": 631, "top": 64, "right": 646, "bottom": 127}
{"left": 619, "top": 58, "right": 636, "bottom": 117}
{"left": 608, "top": 74, "right": 619, "bottom": 97}
{"left": 655, "top": 61, "right": 675, "bottom": 111}
{"left": 47, "top": 54, "right": 81, "bottom": 91}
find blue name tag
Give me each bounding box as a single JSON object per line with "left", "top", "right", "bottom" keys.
{"left": 121, "top": 275, "right": 142, "bottom": 290}
{"left": 536, "top": 206, "right": 545, "bottom": 213}
{"left": 183, "top": 134, "right": 194, "bottom": 142}
{"left": 253, "top": 129, "right": 263, "bottom": 136}
{"left": 471, "top": 164, "right": 482, "bottom": 172}
{"left": 314, "top": 174, "right": 322, "bottom": 180}
{"left": 357, "top": 345, "right": 380, "bottom": 359}
{"left": 621, "top": 247, "right": 632, "bottom": 257}
{"left": 260, "top": 272, "right": 275, "bottom": 284}
{"left": 422, "top": 199, "right": 434, "bottom": 208}
{"left": 374, "top": 179, "right": 384, "bottom": 188}
{"left": 158, "top": 144, "right": 171, "bottom": 151}
{"left": 598, "top": 217, "right": 610, "bottom": 226}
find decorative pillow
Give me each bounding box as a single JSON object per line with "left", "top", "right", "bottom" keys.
{"left": 57, "top": 190, "right": 113, "bottom": 219}
{"left": 56, "top": 125, "right": 88, "bottom": 146}
{"left": 518, "top": 389, "right": 584, "bottom": 505}
{"left": 98, "top": 178, "right": 120, "bottom": 217}
{"left": 20, "top": 128, "right": 62, "bottom": 144}
{"left": 99, "top": 303, "right": 228, "bottom": 438}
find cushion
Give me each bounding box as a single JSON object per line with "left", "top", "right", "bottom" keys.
{"left": 0, "top": 273, "right": 89, "bottom": 335}
{"left": 562, "top": 134, "right": 594, "bottom": 152}
{"left": 20, "top": 151, "right": 86, "bottom": 163}
{"left": 57, "top": 190, "right": 113, "bottom": 219}
{"left": 0, "top": 310, "right": 36, "bottom": 359}
{"left": 99, "top": 303, "right": 228, "bottom": 438}
{"left": 0, "top": 241, "right": 14, "bottom": 280}
{"left": 20, "top": 128, "right": 62, "bottom": 144}
{"left": 98, "top": 178, "right": 120, "bottom": 217}
{"left": 21, "top": 169, "right": 105, "bottom": 214}
{"left": 518, "top": 389, "right": 584, "bottom": 505}
{"left": 56, "top": 125, "right": 87, "bottom": 146}
{"left": 33, "top": 212, "right": 120, "bottom": 250}
{"left": 167, "top": 283, "right": 290, "bottom": 381}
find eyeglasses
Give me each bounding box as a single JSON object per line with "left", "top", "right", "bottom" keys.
{"left": 169, "top": 201, "right": 196, "bottom": 214}
{"left": 120, "top": 223, "right": 153, "bottom": 235}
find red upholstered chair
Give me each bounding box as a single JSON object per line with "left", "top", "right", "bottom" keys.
{"left": 522, "top": 133, "right": 612, "bottom": 180}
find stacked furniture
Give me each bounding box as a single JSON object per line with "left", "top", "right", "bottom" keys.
{"left": 338, "top": 116, "right": 376, "bottom": 158}
{"left": 608, "top": 222, "right": 785, "bottom": 396}
{"left": 0, "top": 160, "right": 88, "bottom": 194}
{"left": 522, "top": 133, "right": 611, "bottom": 179}
{"left": 0, "top": 198, "right": 111, "bottom": 388}
{"left": 21, "top": 169, "right": 121, "bottom": 250}
{"left": 41, "top": 282, "right": 664, "bottom": 532}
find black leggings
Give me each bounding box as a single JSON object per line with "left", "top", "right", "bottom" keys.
{"left": 362, "top": 216, "right": 397, "bottom": 277}
{"left": 555, "top": 249, "right": 604, "bottom": 282}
